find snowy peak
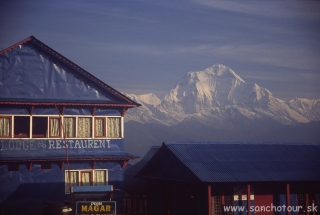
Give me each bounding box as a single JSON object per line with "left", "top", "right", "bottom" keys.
{"left": 126, "top": 93, "right": 161, "bottom": 107}
{"left": 126, "top": 64, "right": 320, "bottom": 126}
{"left": 163, "top": 64, "right": 254, "bottom": 113}
{"left": 288, "top": 98, "right": 320, "bottom": 121}
{"left": 203, "top": 64, "right": 245, "bottom": 81}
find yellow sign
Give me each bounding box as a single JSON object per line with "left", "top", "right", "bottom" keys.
{"left": 76, "top": 201, "right": 116, "bottom": 215}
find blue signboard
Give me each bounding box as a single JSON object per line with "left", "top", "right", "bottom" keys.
{"left": 0, "top": 139, "right": 124, "bottom": 157}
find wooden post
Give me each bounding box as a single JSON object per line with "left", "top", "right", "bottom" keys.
{"left": 306, "top": 194, "right": 309, "bottom": 215}
{"left": 247, "top": 184, "right": 251, "bottom": 215}
{"left": 286, "top": 184, "right": 290, "bottom": 215}
{"left": 208, "top": 185, "right": 212, "bottom": 215}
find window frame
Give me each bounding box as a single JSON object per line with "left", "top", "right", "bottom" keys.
{"left": 13, "top": 115, "right": 31, "bottom": 138}
{"left": 77, "top": 117, "right": 92, "bottom": 138}
{"left": 106, "top": 117, "right": 122, "bottom": 138}
{"left": 65, "top": 170, "right": 79, "bottom": 194}
{"left": 94, "top": 169, "right": 109, "bottom": 186}
{"left": 0, "top": 116, "right": 12, "bottom": 138}
{"left": 63, "top": 116, "right": 77, "bottom": 138}
{"left": 80, "top": 170, "right": 93, "bottom": 186}
{"left": 94, "top": 117, "right": 106, "bottom": 138}
{"left": 32, "top": 116, "right": 48, "bottom": 138}
{"left": 49, "top": 116, "right": 62, "bottom": 138}
{"left": 64, "top": 169, "right": 108, "bottom": 194}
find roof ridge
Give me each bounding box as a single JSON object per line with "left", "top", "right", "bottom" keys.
{"left": 0, "top": 36, "right": 33, "bottom": 55}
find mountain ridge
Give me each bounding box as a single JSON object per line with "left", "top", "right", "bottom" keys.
{"left": 125, "top": 64, "right": 319, "bottom": 126}
{"left": 123, "top": 63, "right": 320, "bottom": 161}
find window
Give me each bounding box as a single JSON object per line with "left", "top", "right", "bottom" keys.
{"left": 107, "top": 117, "right": 121, "bottom": 138}
{"left": 65, "top": 171, "right": 79, "bottom": 194}
{"left": 32, "top": 117, "right": 48, "bottom": 138}
{"left": 63, "top": 117, "right": 76, "bottom": 138}
{"left": 77, "top": 117, "right": 92, "bottom": 138}
{"left": 212, "top": 196, "right": 234, "bottom": 215}
{"left": 3, "top": 115, "right": 123, "bottom": 139}
{"left": 297, "top": 194, "right": 307, "bottom": 215}
{"left": 0, "top": 116, "right": 11, "bottom": 137}
{"left": 49, "top": 117, "right": 61, "bottom": 138}
{"left": 14, "top": 116, "right": 30, "bottom": 138}
{"left": 94, "top": 170, "right": 107, "bottom": 186}
{"left": 95, "top": 117, "right": 106, "bottom": 138}
{"left": 65, "top": 169, "right": 108, "bottom": 194}
{"left": 212, "top": 196, "right": 222, "bottom": 215}
{"left": 224, "top": 196, "right": 234, "bottom": 215}
{"left": 80, "top": 171, "right": 92, "bottom": 186}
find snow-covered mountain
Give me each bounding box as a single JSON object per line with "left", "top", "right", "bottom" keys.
{"left": 125, "top": 64, "right": 320, "bottom": 127}
{"left": 288, "top": 98, "right": 320, "bottom": 122}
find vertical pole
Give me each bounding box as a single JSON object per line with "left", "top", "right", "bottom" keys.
{"left": 247, "top": 184, "right": 251, "bottom": 215}
{"left": 208, "top": 185, "right": 212, "bottom": 215}
{"left": 222, "top": 195, "right": 225, "bottom": 215}
{"left": 306, "top": 194, "right": 309, "bottom": 215}
{"left": 286, "top": 184, "right": 290, "bottom": 215}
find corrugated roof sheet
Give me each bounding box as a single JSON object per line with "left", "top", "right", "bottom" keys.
{"left": 139, "top": 142, "right": 320, "bottom": 182}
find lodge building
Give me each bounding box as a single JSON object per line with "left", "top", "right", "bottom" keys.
{"left": 0, "top": 36, "right": 140, "bottom": 215}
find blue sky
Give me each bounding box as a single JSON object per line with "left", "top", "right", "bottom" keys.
{"left": 1, "top": 0, "right": 320, "bottom": 101}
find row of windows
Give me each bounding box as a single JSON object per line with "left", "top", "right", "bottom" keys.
{"left": 65, "top": 169, "right": 108, "bottom": 194}
{"left": 0, "top": 115, "right": 122, "bottom": 139}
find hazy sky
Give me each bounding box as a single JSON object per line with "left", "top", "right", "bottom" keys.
{"left": 1, "top": 0, "right": 320, "bottom": 101}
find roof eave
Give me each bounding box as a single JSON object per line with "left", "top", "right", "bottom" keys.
{"left": 0, "top": 156, "right": 139, "bottom": 164}
{"left": 0, "top": 101, "right": 139, "bottom": 108}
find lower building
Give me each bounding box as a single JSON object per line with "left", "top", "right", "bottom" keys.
{"left": 124, "top": 142, "right": 320, "bottom": 215}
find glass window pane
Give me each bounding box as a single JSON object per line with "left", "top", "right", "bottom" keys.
{"left": 63, "top": 117, "right": 76, "bottom": 138}
{"left": 32, "top": 117, "right": 47, "bottom": 138}
{"left": 50, "top": 118, "right": 60, "bottom": 137}
{"left": 94, "top": 170, "right": 106, "bottom": 186}
{"left": 81, "top": 172, "right": 91, "bottom": 186}
{"left": 65, "top": 171, "right": 78, "bottom": 193}
{"left": 95, "top": 118, "right": 105, "bottom": 137}
{"left": 107, "top": 117, "right": 121, "bottom": 138}
{"left": 0, "top": 117, "right": 10, "bottom": 137}
{"left": 78, "top": 118, "right": 92, "bottom": 138}
{"left": 14, "top": 116, "right": 30, "bottom": 138}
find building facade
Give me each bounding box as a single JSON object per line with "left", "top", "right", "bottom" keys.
{"left": 0, "top": 36, "right": 140, "bottom": 215}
